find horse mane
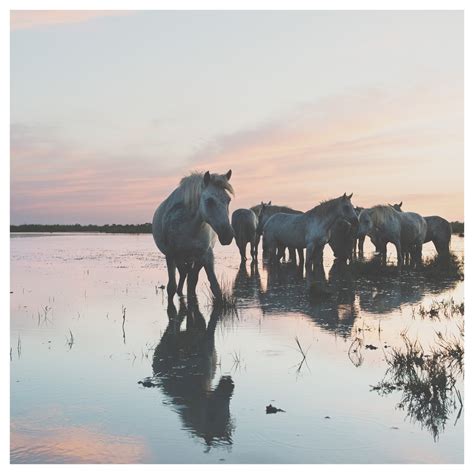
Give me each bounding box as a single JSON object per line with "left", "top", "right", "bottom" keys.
{"left": 179, "top": 171, "right": 234, "bottom": 212}
{"left": 307, "top": 196, "right": 344, "bottom": 217}
{"left": 252, "top": 203, "right": 301, "bottom": 214}
{"left": 368, "top": 205, "right": 398, "bottom": 227}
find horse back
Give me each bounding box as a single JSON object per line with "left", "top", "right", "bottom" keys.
{"left": 399, "top": 212, "right": 427, "bottom": 245}
{"left": 232, "top": 209, "right": 257, "bottom": 243}
{"left": 263, "top": 212, "right": 307, "bottom": 248}
{"left": 424, "top": 216, "right": 451, "bottom": 244}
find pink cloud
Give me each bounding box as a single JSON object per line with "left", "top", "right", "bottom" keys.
{"left": 10, "top": 84, "right": 463, "bottom": 224}
{"left": 11, "top": 10, "right": 133, "bottom": 31}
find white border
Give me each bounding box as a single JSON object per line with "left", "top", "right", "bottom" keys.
{"left": 2, "top": 1, "right": 471, "bottom": 473}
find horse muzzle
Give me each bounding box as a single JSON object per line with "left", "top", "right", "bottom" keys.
{"left": 218, "top": 227, "right": 234, "bottom": 246}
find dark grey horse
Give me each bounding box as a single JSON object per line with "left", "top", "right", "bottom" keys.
{"left": 263, "top": 194, "right": 358, "bottom": 273}
{"left": 328, "top": 217, "right": 358, "bottom": 263}
{"left": 353, "top": 206, "right": 366, "bottom": 256}
{"left": 391, "top": 202, "right": 452, "bottom": 258}
{"left": 231, "top": 208, "right": 258, "bottom": 261}
{"left": 152, "top": 170, "right": 234, "bottom": 299}
{"left": 252, "top": 202, "right": 304, "bottom": 264}
{"left": 358, "top": 205, "right": 427, "bottom": 266}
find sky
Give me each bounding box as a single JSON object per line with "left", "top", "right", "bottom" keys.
{"left": 10, "top": 10, "right": 464, "bottom": 224}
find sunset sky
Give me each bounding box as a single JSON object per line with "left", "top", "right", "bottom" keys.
{"left": 10, "top": 10, "right": 464, "bottom": 224}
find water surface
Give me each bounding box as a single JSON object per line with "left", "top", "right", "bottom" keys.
{"left": 10, "top": 233, "right": 464, "bottom": 463}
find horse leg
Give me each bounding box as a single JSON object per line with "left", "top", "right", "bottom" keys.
{"left": 176, "top": 262, "right": 188, "bottom": 297}
{"left": 297, "top": 248, "right": 305, "bottom": 267}
{"left": 165, "top": 255, "right": 177, "bottom": 299}
{"left": 203, "top": 250, "right": 222, "bottom": 299}
{"left": 394, "top": 241, "right": 402, "bottom": 267}
{"left": 187, "top": 262, "right": 202, "bottom": 296}
{"left": 305, "top": 243, "right": 314, "bottom": 274}
{"left": 277, "top": 246, "right": 285, "bottom": 262}
{"left": 250, "top": 239, "right": 257, "bottom": 261}
{"left": 254, "top": 235, "right": 259, "bottom": 260}
{"left": 434, "top": 238, "right": 449, "bottom": 259}
{"left": 288, "top": 247, "right": 297, "bottom": 263}
{"left": 358, "top": 235, "right": 365, "bottom": 256}
{"left": 315, "top": 245, "right": 324, "bottom": 270}
{"left": 238, "top": 240, "right": 247, "bottom": 262}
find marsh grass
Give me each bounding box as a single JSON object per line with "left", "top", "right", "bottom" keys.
{"left": 66, "top": 329, "right": 74, "bottom": 350}
{"left": 293, "top": 336, "right": 311, "bottom": 373}
{"left": 204, "top": 277, "right": 239, "bottom": 323}
{"left": 420, "top": 253, "right": 464, "bottom": 281}
{"left": 413, "top": 298, "right": 464, "bottom": 320}
{"left": 372, "top": 327, "right": 464, "bottom": 440}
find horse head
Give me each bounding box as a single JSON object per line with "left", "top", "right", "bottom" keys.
{"left": 357, "top": 209, "right": 373, "bottom": 237}
{"left": 339, "top": 193, "right": 358, "bottom": 226}
{"left": 200, "top": 170, "right": 234, "bottom": 245}
{"left": 391, "top": 202, "right": 403, "bottom": 212}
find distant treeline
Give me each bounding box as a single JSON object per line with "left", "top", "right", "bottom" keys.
{"left": 10, "top": 221, "right": 464, "bottom": 235}
{"left": 10, "top": 223, "right": 153, "bottom": 234}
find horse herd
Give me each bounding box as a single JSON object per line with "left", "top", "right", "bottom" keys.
{"left": 152, "top": 170, "right": 452, "bottom": 300}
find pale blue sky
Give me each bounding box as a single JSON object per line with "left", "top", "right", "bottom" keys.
{"left": 11, "top": 11, "right": 463, "bottom": 224}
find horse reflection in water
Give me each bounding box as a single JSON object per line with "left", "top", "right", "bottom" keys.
{"left": 142, "top": 299, "right": 235, "bottom": 448}
{"left": 356, "top": 258, "right": 459, "bottom": 315}
{"left": 259, "top": 260, "right": 358, "bottom": 338}
{"left": 232, "top": 261, "right": 262, "bottom": 304}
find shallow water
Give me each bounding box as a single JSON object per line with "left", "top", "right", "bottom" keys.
{"left": 10, "top": 233, "right": 464, "bottom": 463}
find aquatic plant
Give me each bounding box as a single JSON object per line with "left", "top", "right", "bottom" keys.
{"left": 204, "top": 277, "right": 239, "bottom": 323}
{"left": 421, "top": 253, "right": 464, "bottom": 281}
{"left": 371, "top": 329, "right": 464, "bottom": 441}
{"left": 413, "top": 298, "right": 464, "bottom": 320}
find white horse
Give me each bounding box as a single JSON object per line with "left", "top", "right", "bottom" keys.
{"left": 152, "top": 170, "right": 234, "bottom": 299}
{"left": 262, "top": 193, "right": 358, "bottom": 272}
{"left": 391, "top": 202, "right": 452, "bottom": 258}
{"left": 358, "top": 205, "right": 427, "bottom": 266}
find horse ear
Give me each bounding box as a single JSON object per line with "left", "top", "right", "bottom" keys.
{"left": 399, "top": 201, "right": 403, "bottom": 208}
{"left": 203, "top": 171, "right": 211, "bottom": 187}
{"left": 225, "top": 169, "right": 232, "bottom": 180}
{"left": 348, "top": 192, "right": 353, "bottom": 199}
{"left": 268, "top": 201, "right": 272, "bottom": 205}
{"left": 343, "top": 192, "right": 347, "bottom": 198}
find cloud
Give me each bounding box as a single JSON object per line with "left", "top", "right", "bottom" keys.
{"left": 10, "top": 83, "right": 463, "bottom": 224}
{"left": 11, "top": 10, "right": 133, "bottom": 31}
{"left": 10, "top": 123, "right": 178, "bottom": 224}
{"left": 186, "top": 84, "right": 463, "bottom": 219}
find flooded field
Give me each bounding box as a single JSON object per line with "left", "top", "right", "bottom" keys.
{"left": 10, "top": 233, "right": 464, "bottom": 463}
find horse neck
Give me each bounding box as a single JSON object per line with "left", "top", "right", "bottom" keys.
{"left": 190, "top": 206, "right": 207, "bottom": 233}
{"left": 305, "top": 204, "right": 342, "bottom": 233}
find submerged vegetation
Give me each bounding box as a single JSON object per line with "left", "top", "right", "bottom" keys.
{"left": 204, "top": 277, "right": 239, "bottom": 323}
{"left": 421, "top": 253, "right": 464, "bottom": 281}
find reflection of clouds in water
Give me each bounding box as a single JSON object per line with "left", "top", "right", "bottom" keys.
{"left": 143, "top": 299, "right": 235, "bottom": 448}
{"left": 11, "top": 419, "right": 149, "bottom": 463}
